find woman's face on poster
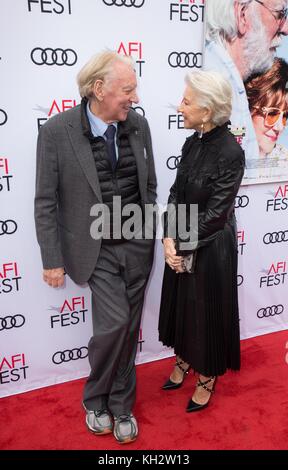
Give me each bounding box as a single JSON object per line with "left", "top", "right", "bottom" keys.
{"left": 252, "top": 99, "right": 288, "bottom": 156}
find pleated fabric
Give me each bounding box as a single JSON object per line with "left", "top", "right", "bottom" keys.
{"left": 158, "top": 219, "right": 240, "bottom": 377}
{"left": 159, "top": 123, "right": 244, "bottom": 377}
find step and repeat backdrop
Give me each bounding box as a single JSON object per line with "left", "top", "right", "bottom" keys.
{"left": 0, "top": 0, "right": 287, "bottom": 398}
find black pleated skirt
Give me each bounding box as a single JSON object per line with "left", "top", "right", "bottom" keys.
{"left": 158, "top": 222, "right": 240, "bottom": 377}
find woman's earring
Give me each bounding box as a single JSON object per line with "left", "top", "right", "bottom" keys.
{"left": 199, "top": 121, "right": 204, "bottom": 139}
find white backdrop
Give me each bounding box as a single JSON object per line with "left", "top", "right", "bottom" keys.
{"left": 0, "top": 0, "right": 287, "bottom": 399}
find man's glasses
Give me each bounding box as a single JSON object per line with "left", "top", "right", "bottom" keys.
{"left": 254, "top": 0, "right": 288, "bottom": 26}
{"left": 253, "top": 106, "right": 288, "bottom": 126}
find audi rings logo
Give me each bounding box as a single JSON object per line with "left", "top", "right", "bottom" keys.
{"left": 166, "top": 156, "right": 181, "bottom": 170}
{"left": 0, "top": 220, "right": 17, "bottom": 236}
{"left": 52, "top": 347, "right": 88, "bottom": 364}
{"left": 103, "top": 0, "right": 145, "bottom": 6}
{"left": 132, "top": 105, "right": 145, "bottom": 117}
{"left": 257, "top": 304, "right": 284, "bottom": 318}
{"left": 0, "top": 314, "right": 25, "bottom": 331}
{"left": 235, "top": 195, "right": 249, "bottom": 208}
{"left": 31, "top": 48, "right": 78, "bottom": 66}
{"left": 237, "top": 275, "right": 244, "bottom": 286}
{"left": 0, "top": 109, "right": 8, "bottom": 126}
{"left": 263, "top": 230, "right": 288, "bottom": 244}
{"left": 168, "top": 52, "right": 202, "bottom": 69}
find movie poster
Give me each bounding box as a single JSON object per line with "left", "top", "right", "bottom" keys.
{"left": 204, "top": 0, "right": 288, "bottom": 185}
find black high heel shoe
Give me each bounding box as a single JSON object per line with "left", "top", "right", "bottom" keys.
{"left": 186, "top": 376, "right": 217, "bottom": 412}
{"left": 162, "top": 359, "right": 191, "bottom": 390}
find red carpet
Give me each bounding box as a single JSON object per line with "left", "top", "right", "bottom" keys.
{"left": 1, "top": 330, "right": 288, "bottom": 450}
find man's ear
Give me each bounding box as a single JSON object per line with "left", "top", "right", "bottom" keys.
{"left": 234, "top": 0, "right": 250, "bottom": 36}
{"left": 93, "top": 80, "right": 104, "bottom": 101}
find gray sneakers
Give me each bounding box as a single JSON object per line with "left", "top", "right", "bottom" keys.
{"left": 85, "top": 408, "right": 113, "bottom": 435}
{"left": 113, "top": 413, "right": 138, "bottom": 444}
{"left": 84, "top": 404, "right": 138, "bottom": 443}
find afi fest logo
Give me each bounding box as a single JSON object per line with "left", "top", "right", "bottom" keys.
{"left": 237, "top": 230, "right": 246, "bottom": 256}
{"left": 0, "top": 158, "right": 13, "bottom": 192}
{"left": 0, "top": 263, "right": 22, "bottom": 294}
{"left": 35, "top": 98, "right": 77, "bottom": 130}
{"left": 117, "top": 42, "right": 145, "bottom": 77}
{"left": 266, "top": 184, "right": 288, "bottom": 212}
{"left": 49, "top": 296, "right": 88, "bottom": 328}
{"left": 27, "top": 0, "right": 72, "bottom": 14}
{"left": 0, "top": 354, "right": 28, "bottom": 385}
{"left": 259, "top": 261, "right": 287, "bottom": 288}
{"left": 170, "top": 0, "right": 205, "bottom": 22}
{"left": 168, "top": 113, "right": 184, "bottom": 130}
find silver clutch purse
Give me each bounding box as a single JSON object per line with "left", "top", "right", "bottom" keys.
{"left": 178, "top": 252, "right": 197, "bottom": 274}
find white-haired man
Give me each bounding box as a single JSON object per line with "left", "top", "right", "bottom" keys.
{"left": 204, "top": 0, "right": 288, "bottom": 165}
{"left": 35, "top": 51, "right": 157, "bottom": 444}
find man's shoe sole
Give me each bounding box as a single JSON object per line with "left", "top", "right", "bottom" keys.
{"left": 86, "top": 417, "right": 113, "bottom": 435}
{"left": 118, "top": 436, "right": 137, "bottom": 444}
{"left": 86, "top": 424, "right": 112, "bottom": 435}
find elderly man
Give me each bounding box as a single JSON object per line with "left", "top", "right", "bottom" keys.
{"left": 204, "top": 0, "right": 288, "bottom": 165}
{"left": 34, "top": 51, "right": 157, "bottom": 444}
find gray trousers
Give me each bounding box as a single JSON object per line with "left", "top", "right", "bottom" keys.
{"left": 83, "top": 237, "right": 154, "bottom": 416}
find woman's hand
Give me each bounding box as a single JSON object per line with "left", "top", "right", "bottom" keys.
{"left": 163, "top": 238, "right": 183, "bottom": 271}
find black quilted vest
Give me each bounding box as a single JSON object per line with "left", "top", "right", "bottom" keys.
{"left": 81, "top": 99, "right": 142, "bottom": 242}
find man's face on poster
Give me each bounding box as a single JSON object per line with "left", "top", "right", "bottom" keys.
{"left": 259, "top": 1, "right": 288, "bottom": 47}
{"left": 244, "top": 0, "right": 288, "bottom": 77}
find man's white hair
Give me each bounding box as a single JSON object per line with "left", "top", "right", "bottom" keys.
{"left": 206, "top": 0, "right": 252, "bottom": 43}
{"left": 77, "top": 51, "right": 134, "bottom": 99}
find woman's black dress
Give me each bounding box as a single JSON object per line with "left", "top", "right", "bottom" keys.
{"left": 158, "top": 123, "right": 245, "bottom": 376}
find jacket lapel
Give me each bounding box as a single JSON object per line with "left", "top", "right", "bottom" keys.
{"left": 65, "top": 107, "right": 147, "bottom": 203}
{"left": 66, "top": 108, "right": 102, "bottom": 202}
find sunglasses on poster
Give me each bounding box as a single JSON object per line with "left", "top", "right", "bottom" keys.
{"left": 253, "top": 106, "right": 288, "bottom": 126}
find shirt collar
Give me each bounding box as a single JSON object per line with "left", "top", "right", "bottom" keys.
{"left": 86, "top": 101, "right": 118, "bottom": 138}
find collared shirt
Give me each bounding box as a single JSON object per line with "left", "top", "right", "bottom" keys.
{"left": 86, "top": 102, "right": 119, "bottom": 159}
{"left": 204, "top": 40, "right": 259, "bottom": 176}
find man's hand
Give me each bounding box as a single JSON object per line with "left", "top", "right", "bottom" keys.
{"left": 163, "top": 238, "right": 183, "bottom": 271}
{"left": 43, "top": 267, "right": 65, "bottom": 288}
